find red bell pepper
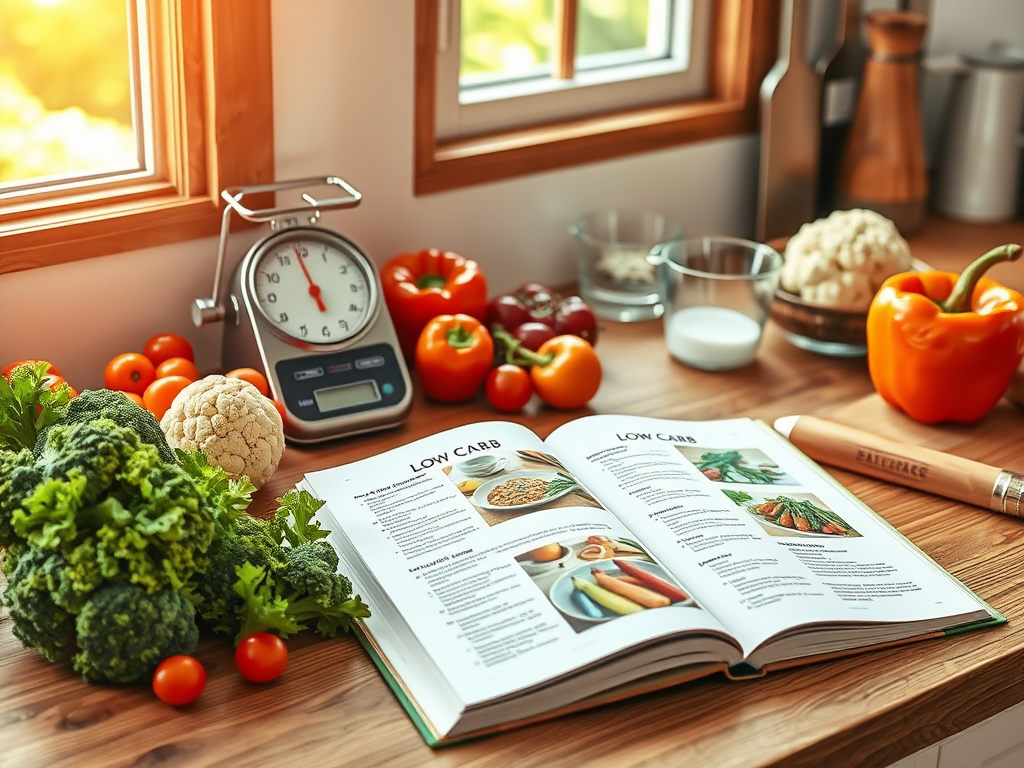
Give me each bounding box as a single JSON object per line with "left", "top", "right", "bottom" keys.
{"left": 380, "top": 249, "right": 488, "bottom": 362}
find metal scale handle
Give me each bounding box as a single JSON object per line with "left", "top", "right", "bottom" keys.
{"left": 192, "top": 176, "right": 362, "bottom": 328}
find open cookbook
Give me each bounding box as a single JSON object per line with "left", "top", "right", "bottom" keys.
{"left": 299, "top": 414, "right": 1003, "bottom": 746}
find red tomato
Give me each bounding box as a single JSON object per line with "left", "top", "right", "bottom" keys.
{"left": 235, "top": 632, "right": 288, "bottom": 683}
{"left": 225, "top": 367, "right": 270, "bottom": 397}
{"left": 152, "top": 655, "right": 206, "bottom": 706}
{"left": 269, "top": 398, "right": 287, "bottom": 423}
{"left": 104, "top": 353, "right": 156, "bottom": 395}
{"left": 485, "top": 364, "right": 533, "bottom": 412}
{"left": 143, "top": 375, "right": 192, "bottom": 420}
{"left": 121, "top": 391, "right": 145, "bottom": 407}
{"left": 155, "top": 356, "right": 199, "bottom": 381}
{"left": 143, "top": 333, "right": 194, "bottom": 366}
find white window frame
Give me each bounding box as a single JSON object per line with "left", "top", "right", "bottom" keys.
{"left": 0, "top": 0, "right": 274, "bottom": 276}
{"left": 414, "top": 0, "right": 779, "bottom": 196}
{"left": 436, "top": 0, "right": 712, "bottom": 141}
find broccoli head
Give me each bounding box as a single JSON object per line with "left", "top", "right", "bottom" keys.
{"left": 190, "top": 514, "right": 286, "bottom": 634}
{"left": 0, "top": 447, "right": 39, "bottom": 549}
{"left": 35, "top": 388, "right": 176, "bottom": 464}
{"left": 190, "top": 490, "right": 369, "bottom": 644}
{"left": 72, "top": 582, "right": 199, "bottom": 684}
{"left": 282, "top": 540, "right": 348, "bottom": 608}
{"left": 3, "top": 547, "right": 75, "bottom": 662}
{"left": 13, "top": 418, "right": 216, "bottom": 593}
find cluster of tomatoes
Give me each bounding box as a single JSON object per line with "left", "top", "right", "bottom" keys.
{"left": 152, "top": 632, "right": 288, "bottom": 707}
{"left": 414, "top": 283, "right": 603, "bottom": 413}
{"left": 379, "top": 250, "right": 603, "bottom": 413}
{"left": 103, "top": 333, "right": 282, "bottom": 421}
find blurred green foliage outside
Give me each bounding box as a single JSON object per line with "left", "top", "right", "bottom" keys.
{"left": 0, "top": 0, "right": 136, "bottom": 185}
{"left": 461, "top": 0, "right": 650, "bottom": 79}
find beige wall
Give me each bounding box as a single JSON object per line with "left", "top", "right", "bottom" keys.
{"left": 0, "top": 0, "right": 1021, "bottom": 390}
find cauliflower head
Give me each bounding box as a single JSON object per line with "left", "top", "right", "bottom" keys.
{"left": 780, "top": 209, "right": 913, "bottom": 309}
{"left": 161, "top": 375, "right": 284, "bottom": 489}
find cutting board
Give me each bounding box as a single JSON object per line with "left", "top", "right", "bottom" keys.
{"left": 823, "top": 394, "right": 1024, "bottom": 473}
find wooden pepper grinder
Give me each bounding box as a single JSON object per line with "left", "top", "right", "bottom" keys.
{"left": 835, "top": 11, "right": 928, "bottom": 235}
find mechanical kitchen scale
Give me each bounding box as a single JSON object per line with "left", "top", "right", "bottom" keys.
{"left": 193, "top": 176, "right": 412, "bottom": 443}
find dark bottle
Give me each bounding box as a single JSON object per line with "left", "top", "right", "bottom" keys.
{"left": 816, "top": 0, "right": 866, "bottom": 215}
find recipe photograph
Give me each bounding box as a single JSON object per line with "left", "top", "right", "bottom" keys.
{"left": 446, "top": 449, "right": 604, "bottom": 526}
{"left": 722, "top": 489, "right": 862, "bottom": 538}
{"left": 677, "top": 445, "right": 797, "bottom": 485}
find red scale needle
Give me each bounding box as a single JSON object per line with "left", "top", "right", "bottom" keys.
{"left": 294, "top": 245, "right": 327, "bottom": 312}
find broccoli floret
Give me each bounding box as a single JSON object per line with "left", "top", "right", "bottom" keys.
{"left": 13, "top": 418, "right": 215, "bottom": 593}
{"left": 3, "top": 548, "right": 75, "bottom": 662}
{"left": 35, "top": 388, "right": 176, "bottom": 464}
{"left": 191, "top": 490, "right": 369, "bottom": 644}
{"left": 190, "top": 516, "right": 286, "bottom": 634}
{"left": 73, "top": 582, "right": 199, "bottom": 684}
{"left": 282, "top": 541, "right": 348, "bottom": 607}
{"left": 233, "top": 560, "right": 369, "bottom": 643}
{"left": 0, "top": 447, "right": 39, "bottom": 549}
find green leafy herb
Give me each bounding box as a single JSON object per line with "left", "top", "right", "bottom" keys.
{"left": 0, "top": 362, "right": 72, "bottom": 452}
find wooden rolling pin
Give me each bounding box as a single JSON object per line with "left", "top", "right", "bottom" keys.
{"left": 774, "top": 414, "right": 1023, "bottom": 517}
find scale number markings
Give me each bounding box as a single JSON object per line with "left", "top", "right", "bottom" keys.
{"left": 253, "top": 234, "right": 374, "bottom": 345}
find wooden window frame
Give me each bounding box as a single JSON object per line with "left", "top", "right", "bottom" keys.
{"left": 414, "top": 0, "right": 779, "bottom": 196}
{"left": 0, "top": 0, "right": 274, "bottom": 276}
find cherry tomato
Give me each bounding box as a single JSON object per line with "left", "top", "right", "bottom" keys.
{"left": 530, "top": 335, "right": 602, "bottom": 410}
{"left": 511, "top": 321, "right": 557, "bottom": 352}
{"left": 143, "top": 333, "right": 194, "bottom": 366}
{"left": 553, "top": 297, "right": 599, "bottom": 347}
{"left": 269, "top": 398, "right": 287, "bottom": 423}
{"left": 155, "top": 356, "right": 199, "bottom": 381}
{"left": 152, "top": 655, "right": 206, "bottom": 706}
{"left": 235, "top": 632, "right": 288, "bottom": 683}
{"left": 104, "top": 352, "right": 156, "bottom": 395}
{"left": 143, "top": 375, "right": 192, "bottom": 420}
{"left": 121, "top": 391, "right": 145, "bottom": 407}
{"left": 225, "top": 367, "right": 270, "bottom": 397}
{"left": 485, "top": 364, "right": 534, "bottom": 412}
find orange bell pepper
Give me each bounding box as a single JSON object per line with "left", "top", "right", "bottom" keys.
{"left": 867, "top": 243, "right": 1024, "bottom": 424}
{"left": 380, "top": 249, "right": 488, "bottom": 362}
{"left": 414, "top": 314, "right": 494, "bottom": 403}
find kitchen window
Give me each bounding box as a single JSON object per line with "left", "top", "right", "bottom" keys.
{"left": 415, "top": 0, "right": 778, "bottom": 194}
{"left": 0, "top": 0, "right": 273, "bottom": 275}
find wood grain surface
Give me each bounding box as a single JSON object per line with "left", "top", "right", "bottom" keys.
{"left": 3, "top": 214, "right": 1024, "bottom": 768}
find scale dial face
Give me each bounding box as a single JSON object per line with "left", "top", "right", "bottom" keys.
{"left": 247, "top": 229, "right": 376, "bottom": 346}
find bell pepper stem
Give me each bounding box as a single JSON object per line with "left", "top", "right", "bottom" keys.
{"left": 445, "top": 323, "right": 479, "bottom": 349}
{"left": 416, "top": 273, "right": 448, "bottom": 290}
{"left": 942, "top": 243, "right": 1022, "bottom": 313}
{"left": 492, "top": 328, "right": 555, "bottom": 368}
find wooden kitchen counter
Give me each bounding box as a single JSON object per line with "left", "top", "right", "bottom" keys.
{"left": 3, "top": 215, "right": 1024, "bottom": 768}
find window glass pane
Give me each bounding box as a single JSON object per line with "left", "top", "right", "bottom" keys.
{"left": 460, "top": 0, "right": 554, "bottom": 84}
{"left": 0, "top": 0, "right": 139, "bottom": 188}
{"left": 577, "top": 0, "right": 650, "bottom": 58}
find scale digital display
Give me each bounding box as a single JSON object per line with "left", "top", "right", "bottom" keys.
{"left": 314, "top": 380, "right": 381, "bottom": 413}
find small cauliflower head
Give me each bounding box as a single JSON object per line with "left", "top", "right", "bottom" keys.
{"left": 780, "top": 208, "right": 913, "bottom": 309}
{"left": 161, "top": 375, "right": 284, "bottom": 489}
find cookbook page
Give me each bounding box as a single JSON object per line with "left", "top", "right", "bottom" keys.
{"left": 545, "top": 414, "right": 989, "bottom": 659}
{"left": 302, "top": 421, "right": 741, "bottom": 708}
